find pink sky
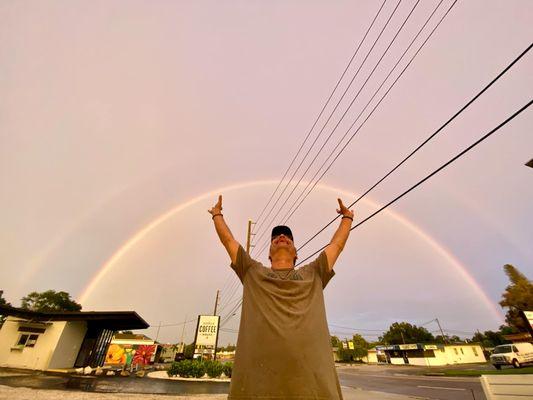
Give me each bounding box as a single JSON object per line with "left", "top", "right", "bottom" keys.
{"left": 1, "top": 0, "right": 532, "bottom": 344}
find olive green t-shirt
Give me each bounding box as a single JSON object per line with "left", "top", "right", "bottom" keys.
{"left": 228, "top": 246, "right": 343, "bottom": 400}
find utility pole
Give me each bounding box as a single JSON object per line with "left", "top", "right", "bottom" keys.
{"left": 213, "top": 290, "right": 220, "bottom": 315}
{"left": 155, "top": 321, "right": 161, "bottom": 342}
{"left": 246, "top": 219, "right": 256, "bottom": 253}
{"left": 400, "top": 330, "right": 406, "bottom": 344}
{"left": 436, "top": 318, "right": 448, "bottom": 344}
{"left": 179, "top": 315, "right": 188, "bottom": 353}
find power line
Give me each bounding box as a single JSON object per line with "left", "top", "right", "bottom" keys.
{"left": 218, "top": 277, "right": 241, "bottom": 308}
{"left": 278, "top": 0, "right": 452, "bottom": 227}
{"left": 295, "top": 39, "right": 532, "bottom": 253}
{"left": 328, "top": 323, "right": 387, "bottom": 332}
{"left": 217, "top": 275, "right": 244, "bottom": 313}
{"left": 253, "top": 0, "right": 424, "bottom": 254}
{"left": 220, "top": 299, "right": 243, "bottom": 327}
{"left": 217, "top": 294, "right": 243, "bottom": 315}
{"left": 253, "top": 0, "right": 389, "bottom": 229}
{"left": 251, "top": 0, "right": 405, "bottom": 247}
{"left": 296, "top": 99, "right": 532, "bottom": 266}
{"left": 226, "top": 0, "right": 432, "bottom": 312}
{"left": 147, "top": 318, "right": 197, "bottom": 328}
{"left": 254, "top": 0, "right": 450, "bottom": 257}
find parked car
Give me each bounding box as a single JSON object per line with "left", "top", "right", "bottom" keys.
{"left": 490, "top": 342, "right": 533, "bottom": 369}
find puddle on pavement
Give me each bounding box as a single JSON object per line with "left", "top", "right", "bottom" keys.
{"left": 0, "top": 374, "right": 229, "bottom": 395}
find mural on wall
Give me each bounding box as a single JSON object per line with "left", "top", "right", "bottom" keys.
{"left": 105, "top": 343, "right": 157, "bottom": 367}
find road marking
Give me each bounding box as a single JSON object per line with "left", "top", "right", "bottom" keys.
{"left": 417, "top": 385, "right": 466, "bottom": 391}
{"left": 338, "top": 370, "right": 479, "bottom": 383}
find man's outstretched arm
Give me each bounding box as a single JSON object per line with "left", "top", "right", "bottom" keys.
{"left": 324, "top": 198, "right": 354, "bottom": 271}
{"left": 208, "top": 195, "right": 240, "bottom": 264}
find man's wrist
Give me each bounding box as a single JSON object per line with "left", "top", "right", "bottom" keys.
{"left": 341, "top": 215, "right": 353, "bottom": 222}
{"left": 212, "top": 213, "right": 223, "bottom": 219}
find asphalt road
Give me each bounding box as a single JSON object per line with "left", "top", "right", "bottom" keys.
{"left": 338, "top": 366, "right": 486, "bottom": 400}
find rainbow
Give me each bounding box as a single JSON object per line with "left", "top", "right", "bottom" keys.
{"left": 78, "top": 180, "right": 504, "bottom": 323}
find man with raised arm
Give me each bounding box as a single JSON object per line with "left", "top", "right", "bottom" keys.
{"left": 209, "top": 195, "right": 354, "bottom": 400}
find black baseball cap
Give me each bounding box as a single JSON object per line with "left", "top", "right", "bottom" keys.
{"left": 271, "top": 225, "right": 293, "bottom": 241}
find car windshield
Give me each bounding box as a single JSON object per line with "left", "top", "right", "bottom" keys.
{"left": 493, "top": 345, "right": 512, "bottom": 354}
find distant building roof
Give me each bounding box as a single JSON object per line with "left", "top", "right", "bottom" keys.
{"left": 503, "top": 332, "right": 532, "bottom": 343}
{"left": 0, "top": 305, "right": 149, "bottom": 330}
{"left": 114, "top": 333, "right": 153, "bottom": 340}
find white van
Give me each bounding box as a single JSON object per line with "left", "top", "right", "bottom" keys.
{"left": 490, "top": 343, "right": 533, "bottom": 369}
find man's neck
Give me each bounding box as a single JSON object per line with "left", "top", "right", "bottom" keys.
{"left": 270, "top": 256, "right": 295, "bottom": 270}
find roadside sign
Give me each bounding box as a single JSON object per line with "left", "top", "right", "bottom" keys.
{"left": 520, "top": 311, "right": 533, "bottom": 336}
{"left": 193, "top": 315, "right": 220, "bottom": 360}
{"left": 399, "top": 344, "right": 418, "bottom": 350}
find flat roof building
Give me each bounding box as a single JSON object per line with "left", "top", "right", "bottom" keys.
{"left": 369, "top": 343, "right": 486, "bottom": 366}
{"left": 0, "top": 305, "right": 148, "bottom": 370}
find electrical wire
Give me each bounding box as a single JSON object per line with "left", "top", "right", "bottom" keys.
{"left": 296, "top": 99, "right": 532, "bottom": 266}
{"left": 295, "top": 39, "right": 532, "bottom": 253}
{"left": 220, "top": 299, "right": 243, "bottom": 327}
{"left": 278, "top": 0, "right": 452, "bottom": 227}
{"left": 217, "top": 294, "right": 243, "bottom": 315}
{"left": 251, "top": 0, "right": 405, "bottom": 247}
{"left": 254, "top": 0, "right": 451, "bottom": 257}
{"left": 253, "top": 0, "right": 389, "bottom": 229}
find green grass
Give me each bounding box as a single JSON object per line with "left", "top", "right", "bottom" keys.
{"left": 443, "top": 366, "right": 533, "bottom": 376}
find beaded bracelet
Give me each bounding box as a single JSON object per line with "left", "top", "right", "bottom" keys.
{"left": 341, "top": 215, "right": 353, "bottom": 221}
{"left": 212, "top": 213, "right": 223, "bottom": 219}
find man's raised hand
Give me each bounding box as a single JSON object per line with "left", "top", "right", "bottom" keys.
{"left": 208, "top": 195, "right": 223, "bottom": 216}
{"left": 336, "top": 198, "right": 354, "bottom": 219}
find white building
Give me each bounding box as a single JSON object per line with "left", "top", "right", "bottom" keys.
{"left": 0, "top": 305, "right": 148, "bottom": 370}
{"left": 371, "top": 343, "right": 486, "bottom": 366}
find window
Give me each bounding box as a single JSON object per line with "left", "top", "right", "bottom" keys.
{"left": 454, "top": 348, "right": 458, "bottom": 355}
{"left": 15, "top": 334, "right": 39, "bottom": 348}
{"left": 472, "top": 347, "right": 478, "bottom": 357}
{"left": 460, "top": 348, "right": 464, "bottom": 355}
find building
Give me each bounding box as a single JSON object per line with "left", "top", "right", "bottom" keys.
{"left": 370, "top": 343, "right": 486, "bottom": 366}
{"left": 105, "top": 333, "right": 158, "bottom": 367}
{"left": 0, "top": 305, "right": 148, "bottom": 370}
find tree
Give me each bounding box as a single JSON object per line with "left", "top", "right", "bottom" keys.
{"left": 499, "top": 264, "right": 533, "bottom": 332}
{"left": 380, "top": 322, "right": 435, "bottom": 344}
{"left": 471, "top": 330, "right": 508, "bottom": 348}
{"left": 183, "top": 342, "right": 195, "bottom": 359}
{"left": 0, "top": 291, "right": 10, "bottom": 307}
{"left": 0, "top": 290, "right": 12, "bottom": 326}
{"left": 330, "top": 335, "right": 342, "bottom": 348}
{"left": 351, "top": 334, "right": 369, "bottom": 359}
{"left": 217, "top": 344, "right": 236, "bottom": 352}
{"left": 21, "top": 290, "right": 82, "bottom": 312}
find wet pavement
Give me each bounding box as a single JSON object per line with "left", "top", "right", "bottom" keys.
{"left": 0, "top": 371, "right": 229, "bottom": 395}
{"left": 0, "top": 368, "right": 422, "bottom": 399}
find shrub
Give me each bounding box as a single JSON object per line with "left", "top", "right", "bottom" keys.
{"left": 168, "top": 359, "right": 194, "bottom": 377}
{"left": 223, "top": 362, "right": 233, "bottom": 378}
{"left": 189, "top": 360, "right": 206, "bottom": 378}
{"left": 167, "top": 361, "right": 180, "bottom": 377}
{"left": 204, "top": 360, "right": 224, "bottom": 378}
